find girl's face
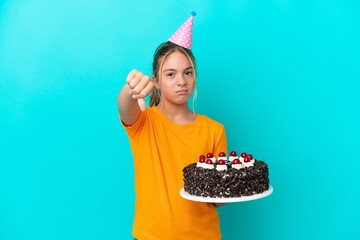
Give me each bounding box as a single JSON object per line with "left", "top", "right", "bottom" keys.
{"left": 157, "top": 51, "right": 195, "bottom": 107}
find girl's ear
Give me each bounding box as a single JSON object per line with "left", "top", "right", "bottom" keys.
{"left": 152, "top": 75, "right": 160, "bottom": 89}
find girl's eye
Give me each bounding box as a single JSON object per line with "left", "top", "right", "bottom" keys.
{"left": 166, "top": 73, "right": 174, "bottom": 77}
{"left": 185, "top": 71, "right": 193, "bottom": 76}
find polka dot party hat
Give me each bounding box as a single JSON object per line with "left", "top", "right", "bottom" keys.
{"left": 168, "top": 11, "right": 196, "bottom": 49}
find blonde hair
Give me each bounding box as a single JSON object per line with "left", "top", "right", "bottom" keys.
{"left": 150, "top": 42, "right": 197, "bottom": 111}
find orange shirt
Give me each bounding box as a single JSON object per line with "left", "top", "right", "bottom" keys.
{"left": 122, "top": 106, "right": 227, "bottom": 240}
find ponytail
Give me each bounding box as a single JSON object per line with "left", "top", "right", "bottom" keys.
{"left": 150, "top": 87, "right": 161, "bottom": 106}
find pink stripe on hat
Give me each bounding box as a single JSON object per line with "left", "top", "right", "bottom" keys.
{"left": 168, "top": 11, "right": 196, "bottom": 49}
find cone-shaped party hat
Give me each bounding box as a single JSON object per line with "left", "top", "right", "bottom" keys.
{"left": 168, "top": 11, "right": 196, "bottom": 49}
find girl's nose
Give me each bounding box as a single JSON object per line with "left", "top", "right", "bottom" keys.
{"left": 177, "top": 75, "right": 186, "bottom": 86}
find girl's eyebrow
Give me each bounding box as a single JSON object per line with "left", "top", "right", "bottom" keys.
{"left": 163, "top": 66, "right": 193, "bottom": 72}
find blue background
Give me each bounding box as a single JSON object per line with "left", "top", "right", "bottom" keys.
{"left": 1, "top": 0, "right": 359, "bottom": 239}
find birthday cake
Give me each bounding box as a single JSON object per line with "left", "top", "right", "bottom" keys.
{"left": 182, "top": 151, "right": 269, "bottom": 198}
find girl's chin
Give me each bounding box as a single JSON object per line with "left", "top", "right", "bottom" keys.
{"left": 160, "top": 96, "right": 191, "bottom": 106}
{"left": 169, "top": 100, "right": 190, "bottom": 106}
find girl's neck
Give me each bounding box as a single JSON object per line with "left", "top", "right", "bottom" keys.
{"left": 157, "top": 102, "right": 196, "bottom": 125}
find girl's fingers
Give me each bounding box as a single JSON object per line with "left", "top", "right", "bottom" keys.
{"left": 127, "top": 70, "right": 143, "bottom": 89}
{"left": 132, "top": 75, "right": 151, "bottom": 95}
{"left": 132, "top": 81, "right": 154, "bottom": 99}
{"left": 126, "top": 70, "right": 137, "bottom": 85}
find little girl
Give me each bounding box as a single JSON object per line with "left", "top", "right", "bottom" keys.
{"left": 118, "top": 14, "right": 227, "bottom": 240}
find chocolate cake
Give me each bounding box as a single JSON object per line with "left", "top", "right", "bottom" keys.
{"left": 182, "top": 151, "right": 269, "bottom": 198}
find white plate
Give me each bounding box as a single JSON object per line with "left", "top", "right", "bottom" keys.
{"left": 180, "top": 186, "right": 273, "bottom": 203}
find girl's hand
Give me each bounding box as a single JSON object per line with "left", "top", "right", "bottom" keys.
{"left": 126, "top": 70, "right": 154, "bottom": 111}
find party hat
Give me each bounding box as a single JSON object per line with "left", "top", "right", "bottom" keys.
{"left": 168, "top": 11, "right": 196, "bottom": 49}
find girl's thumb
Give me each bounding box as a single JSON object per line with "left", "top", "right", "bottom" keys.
{"left": 138, "top": 98, "right": 146, "bottom": 112}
